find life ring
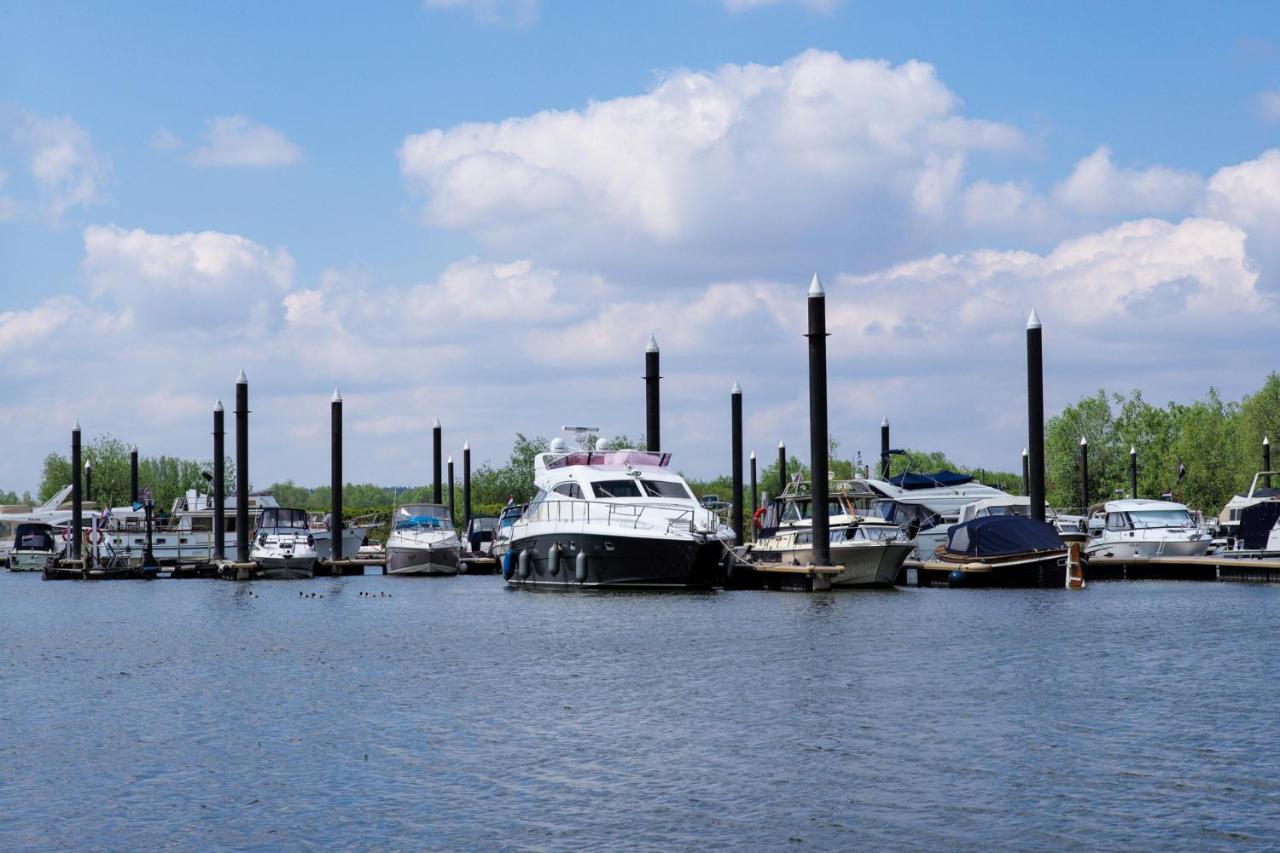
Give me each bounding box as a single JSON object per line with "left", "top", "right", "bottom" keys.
{"left": 752, "top": 506, "right": 766, "bottom": 530}
{"left": 61, "top": 528, "right": 71, "bottom": 542}
{"left": 83, "top": 528, "right": 104, "bottom": 545}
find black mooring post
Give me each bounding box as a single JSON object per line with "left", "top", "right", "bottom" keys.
{"left": 778, "top": 441, "right": 787, "bottom": 493}
{"left": 1130, "top": 445, "right": 1138, "bottom": 499}
{"left": 213, "top": 401, "right": 225, "bottom": 561}
{"left": 129, "top": 444, "right": 139, "bottom": 505}
{"left": 880, "top": 417, "right": 890, "bottom": 478}
{"left": 1265, "top": 437, "right": 1271, "bottom": 490}
{"left": 807, "top": 274, "right": 830, "bottom": 566}
{"left": 331, "top": 389, "right": 343, "bottom": 566}
{"left": 85, "top": 462, "right": 92, "bottom": 505}
{"left": 1079, "top": 437, "right": 1089, "bottom": 515}
{"left": 235, "top": 370, "right": 250, "bottom": 563}
{"left": 433, "top": 418, "right": 442, "bottom": 504}
{"left": 731, "top": 382, "right": 744, "bottom": 544}
{"left": 447, "top": 456, "right": 455, "bottom": 523}
{"left": 645, "top": 334, "right": 661, "bottom": 452}
{"left": 1021, "top": 448, "right": 1029, "bottom": 497}
{"left": 750, "top": 451, "right": 758, "bottom": 527}
{"left": 463, "top": 442, "right": 472, "bottom": 526}
{"left": 1026, "top": 310, "right": 1046, "bottom": 523}
{"left": 71, "top": 422, "right": 82, "bottom": 561}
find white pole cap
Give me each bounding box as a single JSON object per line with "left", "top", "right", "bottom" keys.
{"left": 731, "top": 380, "right": 742, "bottom": 395}
{"left": 332, "top": 388, "right": 342, "bottom": 403}
{"left": 1080, "top": 436, "right": 1088, "bottom": 446}
{"left": 881, "top": 416, "right": 889, "bottom": 427}
{"left": 1130, "top": 445, "right": 1136, "bottom": 454}
{"left": 1027, "top": 308, "right": 1042, "bottom": 330}
{"left": 645, "top": 334, "right": 659, "bottom": 353}
{"left": 236, "top": 369, "right": 247, "bottom": 384}
{"left": 433, "top": 417, "right": 441, "bottom": 429}
{"left": 73, "top": 421, "right": 80, "bottom": 432}
{"left": 463, "top": 441, "right": 469, "bottom": 451}
{"left": 750, "top": 451, "right": 756, "bottom": 460}
{"left": 1022, "top": 447, "right": 1028, "bottom": 456}
{"left": 214, "top": 399, "right": 223, "bottom": 412}
{"left": 808, "top": 273, "right": 825, "bottom": 297}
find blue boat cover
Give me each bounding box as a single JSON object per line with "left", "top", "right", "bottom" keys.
{"left": 1237, "top": 501, "right": 1280, "bottom": 550}
{"left": 945, "top": 515, "right": 1064, "bottom": 556}
{"left": 888, "top": 469, "right": 974, "bottom": 490}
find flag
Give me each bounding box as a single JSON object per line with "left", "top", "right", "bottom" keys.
{"left": 1177, "top": 459, "right": 1186, "bottom": 482}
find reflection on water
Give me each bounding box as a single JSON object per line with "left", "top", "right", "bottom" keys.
{"left": 2, "top": 573, "right": 1278, "bottom": 848}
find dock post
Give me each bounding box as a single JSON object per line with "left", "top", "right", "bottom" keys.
{"left": 1130, "top": 445, "right": 1138, "bottom": 499}
{"left": 778, "top": 440, "right": 787, "bottom": 493}
{"left": 235, "top": 370, "right": 250, "bottom": 574}
{"left": 1021, "top": 448, "right": 1029, "bottom": 497}
{"left": 731, "top": 382, "right": 744, "bottom": 545}
{"left": 71, "top": 423, "right": 82, "bottom": 563}
{"left": 1026, "top": 310, "right": 1046, "bottom": 523}
{"left": 750, "top": 451, "right": 758, "bottom": 534}
{"left": 447, "top": 456, "right": 455, "bottom": 524}
{"left": 129, "top": 445, "right": 139, "bottom": 505}
{"left": 213, "top": 401, "right": 225, "bottom": 561}
{"left": 433, "top": 418, "right": 442, "bottom": 504}
{"left": 645, "top": 334, "right": 661, "bottom": 452}
{"left": 807, "top": 273, "right": 830, "bottom": 567}
{"left": 1265, "top": 436, "right": 1271, "bottom": 490}
{"left": 880, "top": 417, "right": 890, "bottom": 478}
{"left": 1079, "top": 436, "right": 1089, "bottom": 515}
{"left": 331, "top": 388, "right": 343, "bottom": 572}
{"left": 85, "top": 462, "right": 92, "bottom": 505}
{"left": 463, "top": 442, "right": 471, "bottom": 526}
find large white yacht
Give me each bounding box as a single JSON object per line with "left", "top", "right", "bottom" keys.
{"left": 862, "top": 471, "right": 1012, "bottom": 561}
{"left": 752, "top": 480, "right": 913, "bottom": 587}
{"left": 1083, "top": 499, "right": 1211, "bottom": 559}
{"left": 385, "top": 502, "right": 461, "bottom": 575}
{"left": 504, "top": 429, "right": 734, "bottom": 589}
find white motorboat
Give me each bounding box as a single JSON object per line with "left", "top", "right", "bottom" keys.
{"left": 0, "top": 486, "right": 75, "bottom": 565}
{"left": 862, "top": 471, "right": 1012, "bottom": 561}
{"left": 1083, "top": 499, "right": 1211, "bottom": 559}
{"left": 1217, "top": 471, "right": 1280, "bottom": 545}
{"left": 504, "top": 429, "right": 735, "bottom": 589}
{"left": 9, "top": 523, "right": 58, "bottom": 572}
{"left": 251, "top": 507, "right": 318, "bottom": 579}
{"left": 385, "top": 502, "right": 461, "bottom": 575}
{"left": 753, "top": 480, "right": 913, "bottom": 587}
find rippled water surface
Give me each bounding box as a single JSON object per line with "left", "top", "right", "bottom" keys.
{"left": 2, "top": 572, "right": 1278, "bottom": 849}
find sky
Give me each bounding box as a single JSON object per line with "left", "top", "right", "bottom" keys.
{"left": 1, "top": 0, "right": 1278, "bottom": 493}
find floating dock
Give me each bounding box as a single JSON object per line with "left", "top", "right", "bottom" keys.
{"left": 726, "top": 560, "right": 842, "bottom": 592}
{"left": 1087, "top": 554, "right": 1280, "bottom": 582}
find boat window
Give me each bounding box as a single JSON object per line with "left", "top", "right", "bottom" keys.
{"left": 782, "top": 501, "right": 805, "bottom": 522}
{"left": 472, "top": 517, "right": 499, "bottom": 532}
{"left": 259, "top": 508, "right": 309, "bottom": 529}
{"left": 851, "top": 525, "right": 900, "bottom": 542}
{"left": 393, "top": 503, "right": 454, "bottom": 529}
{"left": 1105, "top": 512, "right": 1132, "bottom": 531}
{"left": 1129, "top": 509, "right": 1192, "bottom": 529}
{"left": 640, "top": 480, "right": 692, "bottom": 499}
{"left": 553, "top": 483, "right": 584, "bottom": 499}
{"left": 591, "top": 480, "right": 644, "bottom": 498}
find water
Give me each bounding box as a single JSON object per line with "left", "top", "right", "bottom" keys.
{"left": 2, "top": 573, "right": 1278, "bottom": 850}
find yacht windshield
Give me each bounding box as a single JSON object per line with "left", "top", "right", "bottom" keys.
{"left": 782, "top": 499, "right": 847, "bottom": 522}
{"left": 259, "top": 508, "right": 308, "bottom": 529}
{"left": 394, "top": 504, "right": 453, "bottom": 529}
{"left": 591, "top": 480, "right": 644, "bottom": 498}
{"left": 640, "top": 480, "right": 692, "bottom": 499}
{"left": 1129, "top": 509, "right": 1192, "bottom": 528}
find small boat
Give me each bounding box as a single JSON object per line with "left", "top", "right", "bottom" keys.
{"left": 458, "top": 515, "right": 499, "bottom": 573}
{"left": 862, "top": 471, "right": 1017, "bottom": 561}
{"left": 251, "top": 507, "right": 318, "bottom": 579}
{"left": 385, "top": 503, "right": 461, "bottom": 575}
{"left": 920, "top": 515, "right": 1068, "bottom": 587}
{"left": 1083, "top": 499, "right": 1211, "bottom": 559}
{"left": 752, "top": 480, "right": 914, "bottom": 587}
{"left": 489, "top": 503, "right": 527, "bottom": 562}
{"left": 9, "top": 522, "right": 57, "bottom": 572}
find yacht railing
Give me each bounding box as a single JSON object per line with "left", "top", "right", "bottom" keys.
{"left": 520, "top": 499, "right": 715, "bottom": 536}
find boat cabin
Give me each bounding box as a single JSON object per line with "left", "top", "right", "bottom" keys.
{"left": 393, "top": 503, "right": 454, "bottom": 531}
{"left": 257, "top": 507, "right": 310, "bottom": 531}
{"left": 13, "top": 522, "right": 55, "bottom": 552}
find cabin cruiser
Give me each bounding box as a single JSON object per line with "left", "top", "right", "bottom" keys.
{"left": 504, "top": 429, "right": 734, "bottom": 589}
{"left": 753, "top": 480, "right": 914, "bottom": 587}
{"left": 0, "top": 486, "right": 75, "bottom": 565}
{"left": 1217, "top": 471, "right": 1280, "bottom": 545}
{"left": 957, "top": 495, "right": 1085, "bottom": 540}
{"left": 862, "top": 471, "right": 1012, "bottom": 561}
{"left": 490, "top": 503, "right": 527, "bottom": 561}
{"left": 9, "top": 523, "right": 58, "bottom": 572}
{"left": 921, "top": 515, "right": 1069, "bottom": 587}
{"left": 251, "top": 507, "right": 318, "bottom": 579}
{"left": 1084, "top": 499, "right": 1210, "bottom": 559}
{"left": 385, "top": 503, "right": 461, "bottom": 575}
{"left": 458, "top": 515, "right": 500, "bottom": 573}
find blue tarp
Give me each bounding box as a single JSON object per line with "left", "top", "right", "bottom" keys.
{"left": 945, "top": 515, "right": 1064, "bottom": 556}
{"left": 888, "top": 469, "right": 974, "bottom": 490}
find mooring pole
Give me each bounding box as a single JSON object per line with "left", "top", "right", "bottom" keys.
{"left": 331, "top": 388, "right": 343, "bottom": 568}
{"left": 750, "top": 451, "right": 758, "bottom": 528}
{"left": 731, "top": 382, "right": 744, "bottom": 544}
{"left": 213, "top": 400, "right": 225, "bottom": 561}
{"left": 235, "top": 370, "right": 250, "bottom": 565}
{"left": 1079, "top": 436, "right": 1089, "bottom": 515}
{"left": 1026, "top": 310, "right": 1046, "bottom": 523}
{"left": 432, "top": 418, "right": 442, "bottom": 504}
{"left": 85, "top": 462, "right": 92, "bottom": 505}
{"left": 463, "top": 442, "right": 472, "bottom": 526}
{"left": 71, "top": 422, "right": 82, "bottom": 562}
{"left": 880, "top": 417, "right": 890, "bottom": 478}
{"left": 807, "top": 274, "right": 831, "bottom": 566}
{"left": 1265, "top": 436, "right": 1271, "bottom": 490}
{"left": 1021, "top": 448, "right": 1029, "bottom": 497}
{"left": 645, "top": 334, "right": 661, "bottom": 452}
{"left": 778, "top": 440, "right": 787, "bottom": 493}
{"left": 129, "top": 444, "right": 139, "bottom": 505}
{"left": 447, "top": 456, "right": 455, "bottom": 523}
{"left": 1130, "top": 445, "right": 1138, "bottom": 499}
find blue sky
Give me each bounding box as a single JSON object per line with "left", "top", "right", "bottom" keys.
{"left": 1, "top": 0, "right": 1278, "bottom": 492}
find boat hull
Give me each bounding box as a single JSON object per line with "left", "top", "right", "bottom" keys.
{"left": 386, "top": 544, "right": 460, "bottom": 576}
{"left": 1084, "top": 537, "right": 1211, "bottom": 560}
{"left": 831, "top": 541, "right": 915, "bottom": 587}
{"left": 9, "top": 550, "right": 54, "bottom": 572}
{"left": 917, "top": 551, "right": 1068, "bottom": 588}
{"left": 254, "top": 556, "right": 317, "bottom": 579}
{"left": 504, "top": 532, "right": 721, "bottom": 589}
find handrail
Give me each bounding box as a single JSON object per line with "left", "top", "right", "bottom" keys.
{"left": 517, "top": 498, "right": 720, "bottom": 537}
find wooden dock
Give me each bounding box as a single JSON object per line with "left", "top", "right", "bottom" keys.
{"left": 727, "top": 560, "right": 842, "bottom": 592}
{"left": 1088, "top": 554, "right": 1280, "bottom": 582}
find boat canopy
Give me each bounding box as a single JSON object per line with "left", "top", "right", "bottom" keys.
{"left": 13, "top": 522, "right": 55, "bottom": 550}
{"left": 259, "top": 507, "right": 309, "bottom": 529}
{"left": 544, "top": 450, "right": 671, "bottom": 470}
{"left": 1238, "top": 502, "right": 1280, "bottom": 550}
{"left": 945, "top": 515, "right": 1064, "bottom": 556}
{"left": 394, "top": 503, "right": 453, "bottom": 529}
{"left": 888, "top": 470, "right": 974, "bottom": 490}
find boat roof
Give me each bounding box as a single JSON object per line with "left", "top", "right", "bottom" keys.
{"left": 539, "top": 450, "right": 672, "bottom": 471}
{"left": 1104, "top": 499, "right": 1188, "bottom": 512}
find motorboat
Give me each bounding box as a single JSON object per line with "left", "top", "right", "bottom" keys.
{"left": 251, "top": 507, "right": 318, "bottom": 579}
{"left": 489, "top": 503, "right": 527, "bottom": 561}
{"left": 862, "top": 470, "right": 1013, "bottom": 561}
{"left": 1217, "top": 471, "right": 1280, "bottom": 545}
{"left": 504, "top": 428, "right": 734, "bottom": 589}
{"left": 1083, "top": 499, "right": 1211, "bottom": 559}
{"left": 0, "top": 486, "right": 75, "bottom": 565}
{"left": 752, "top": 479, "right": 914, "bottom": 587}
{"left": 458, "top": 515, "right": 499, "bottom": 573}
{"left": 919, "top": 514, "right": 1069, "bottom": 587}
{"left": 9, "top": 523, "right": 57, "bottom": 572}
{"left": 385, "top": 502, "right": 461, "bottom": 575}
{"left": 957, "top": 495, "right": 1085, "bottom": 541}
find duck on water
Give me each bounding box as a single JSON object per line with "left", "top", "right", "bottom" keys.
{"left": 504, "top": 427, "right": 735, "bottom": 589}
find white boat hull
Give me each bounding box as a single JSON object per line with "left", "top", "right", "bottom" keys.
{"left": 1085, "top": 537, "right": 1211, "bottom": 559}
{"left": 254, "top": 556, "right": 317, "bottom": 579}
{"left": 385, "top": 544, "right": 459, "bottom": 575}
{"left": 9, "top": 550, "right": 54, "bottom": 572}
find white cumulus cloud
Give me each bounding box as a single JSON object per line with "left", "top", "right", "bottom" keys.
{"left": 191, "top": 116, "right": 301, "bottom": 167}
{"left": 1052, "top": 146, "right": 1204, "bottom": 218}
{"left": 10, "top": 112, "right": 108, "bottom": 219}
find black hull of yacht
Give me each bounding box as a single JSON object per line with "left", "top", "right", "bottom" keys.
{"left": 504, "top": 533, "right": 720, "bottom": 589}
